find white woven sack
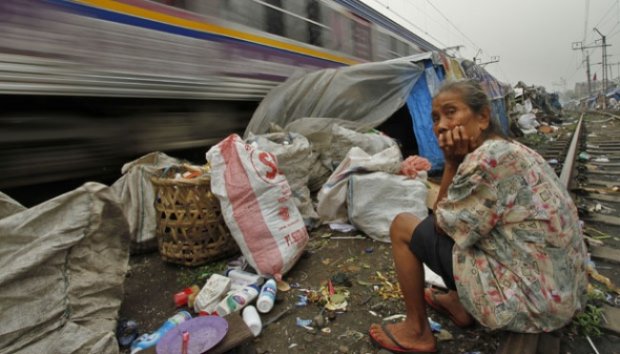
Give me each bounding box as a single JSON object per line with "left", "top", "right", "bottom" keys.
{"left": 206, "top": 134, "right": 308, "bottom": 279}
{"left": 347, "top": 172, "right": 428, "bottom": 243}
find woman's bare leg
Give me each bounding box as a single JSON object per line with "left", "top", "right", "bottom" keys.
{"left": 369, "top": 213, "right": 436, "bottom": 350}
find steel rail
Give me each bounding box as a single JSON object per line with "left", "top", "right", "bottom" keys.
{"left": 559, "top": 113, "right": 584, "bottom": 188}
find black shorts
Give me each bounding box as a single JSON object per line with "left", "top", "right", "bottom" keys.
{"left": 409, "top": 214, "right": 456, "bottom": 290}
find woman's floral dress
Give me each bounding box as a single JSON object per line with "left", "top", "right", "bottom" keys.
{"left": 436, "top": 139, "right": 588, "bottom": 332}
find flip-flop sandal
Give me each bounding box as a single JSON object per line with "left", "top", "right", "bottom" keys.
{"left": 424, "top": 288, "right": 474, "bottom": 328}
{"left": 368, "top": 322, "right": 437, "bottom": 354}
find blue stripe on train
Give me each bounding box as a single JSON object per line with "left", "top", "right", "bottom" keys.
{"left": 45, "top": 0, "right": 344, "bottom": 66}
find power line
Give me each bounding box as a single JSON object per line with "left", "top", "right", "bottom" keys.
{"left": 364, "top": 0, "right": 449, "bottom": 47}
{"left": 583, "top": 0, "right": 590, "bottom": 43}
{"left": 423, "top": 0, "right": 482, "bottom": 53}
{"left": 593, "top": 0, "right": 618, "bottom": 29}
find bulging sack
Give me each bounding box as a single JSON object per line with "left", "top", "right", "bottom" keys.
{"left": 206, "top": 134, "right": 308, "bottom": 279}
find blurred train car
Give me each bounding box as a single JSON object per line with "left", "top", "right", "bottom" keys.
{"left": 0, "top": 0, "right": 439, "bottom": 189}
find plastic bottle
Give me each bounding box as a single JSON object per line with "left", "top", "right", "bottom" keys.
{"left": 130, "top": 311, "right": 192, "bottom": 354}
{"left": 213, "top": 284, "right": 259, "bottom": 316}
{"left": 226, "top": 269, "right": 264, "bottom": 291}
{"left": 194, "top": 273, "right": 231, "bottom": 314}
{"left": 256, "top": 278, "right": 277, "bottom": 314}
{"left": 242, "top": 305, "right": 262, "bottom": 337}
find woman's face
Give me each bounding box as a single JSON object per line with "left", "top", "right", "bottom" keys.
{"left": 431, "top": 89, "right": 489, "bottom": 143}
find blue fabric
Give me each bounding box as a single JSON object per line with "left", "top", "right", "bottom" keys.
{"left": 491, "top": 99, "right": 509, "bottom": 135}
{"left": 406, "top": 71, "right": 445, "bottom": 172}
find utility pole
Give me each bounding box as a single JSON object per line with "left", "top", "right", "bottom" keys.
{"left": 573, "top": 41, "right": 593, "bottom": 96}
{"left": 593, "top": 27, "right": 609, "bottom": 94}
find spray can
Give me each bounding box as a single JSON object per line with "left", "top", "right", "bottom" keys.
{"left": 130, "top": 311, "right": 192, "bottom": 354}
{"left": 256, "top": 278, "right": 277, "bottom": 313}
{"left": 226, "top": 269, "right": 264, "bottom": 291}
{"left": 213, "top": 284, "right": 259, "bottom": 316}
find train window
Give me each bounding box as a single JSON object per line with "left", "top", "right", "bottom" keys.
{"left": 324, "top": 7, "right": 352, "bottom": 55}
{"left": 265, "top": 0, "right": 285, "bottom": 36}
{"left": 351, "top": 15, "right": 372, "bottom": 60}
{"left": 220, "top": 0, "right": 265, "bottom": 31}
{"left": 306, "top": 0, "right": 322, "bottom": 46}
{"left": 185, "top": 0, "right": 221, "bottom": 18}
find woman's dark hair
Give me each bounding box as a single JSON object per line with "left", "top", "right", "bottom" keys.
{"left": 435, "top": 79, "right": 506, "bottom": 139}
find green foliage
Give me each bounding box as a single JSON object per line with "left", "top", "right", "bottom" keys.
{"left": 177, "top": 260, "right": 228, "bottom": 287}
{"left": 573, "top": 304, "right": 603, "bottom": 337}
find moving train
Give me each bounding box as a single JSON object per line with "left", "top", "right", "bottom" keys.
{"left": 0, "top": 0, "right": 439, "bottom": 189}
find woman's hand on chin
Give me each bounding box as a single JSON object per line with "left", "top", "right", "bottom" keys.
{"left": 438, "top": 125, "right": 478, "bottom": 164}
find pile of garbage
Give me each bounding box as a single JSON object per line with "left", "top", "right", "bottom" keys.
{"left": 512, "top": 81, "right": 563, "bottom": 136}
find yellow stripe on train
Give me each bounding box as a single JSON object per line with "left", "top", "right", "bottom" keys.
{"left": 74, "top": 0, "right": 360, "bottom": 65}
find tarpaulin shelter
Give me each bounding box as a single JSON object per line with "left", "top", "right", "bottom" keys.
{"left": 460, "top": 59, "right": 511, "bottom": 134}
{"left": 244, "top": 52, "right": 510, "bottom": 173}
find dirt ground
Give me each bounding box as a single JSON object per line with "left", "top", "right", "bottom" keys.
{"left": 119, "top": 225, "right": 620, "bottom": 354}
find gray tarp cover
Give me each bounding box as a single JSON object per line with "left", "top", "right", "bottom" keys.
{"left": 244, "top": 54, "right": 432, "bottom": 136}
{"left": 111, "top": 151, "right": 182, "bottom": 252}
{"left": 0, "top": 183, "right": 129, "bottom": 354}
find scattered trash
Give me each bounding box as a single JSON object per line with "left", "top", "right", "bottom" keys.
{"left": 116, "top": 319, "right": 139, "bottom": 348}
{"left": 313, "top": 314, "right": 327, "bottom": 328}
{"left": 173, "top": 285, "right": 200, "bottom": 308}
{"left": 436, "top": 329, "right": 453, "bottom": 341}
{"left": 337, "top": 329, "right": 365, "bottom": 340}
{"left": 368, "top": 310, "right": 380, "bottom": 317}
{"left": 296, "top": 317, "right": 313, "bottom": 330}
{"left": 578, "top": 152, "right": 591, "bottom": 161}
{"left": 330, "top": 235, "right": 367, "bottom": 240}
{"left": 593, "top": 156, "right": 610, "bottom": 163}
{"left": 242, "top": 305, "right": 262, "bottom": 337}
{"left": 329, "top": 223, "right": 357, "bottom": 233}
{"left": 331, "top": 273, "right": 353, "bottom": 287}
{"left": 227, "top": 255, "right": 248, "bottom": 271}
{"left": 547, "top": 159, "right": 558, "bottom": 165}
{"left": 321, "top": 327, "right": 332, "bottom": 334}
{"left": 130, "top": 311, "right": 192, "bottom": 354}
{"left": 382, "top": 314, "right": 406, "bottom": 322}
{"left": 364, "top": 247, "right": 374, "bottom": 254}
{"left": 214, "top": 284, "right": 259, "bottom": 316}
{"left": 226, "top": 268, "right": 264, "bottom": 291}
{"left": 277, "top": 279, "right": 292, "bottom": 292}
{"left": 257, "top": 279, "right": 278, "bottom": 313}
{"left": 428, "top": 317, "right": 442, "bottom": 332}
{"left": 586, "top": 335, "right": 601, "bottom": 354}
{"left": 296, "top": 295, "right": 309, "bottom": 307}
{"left": 194, "top": 274, "right": 231, "bottom": 314}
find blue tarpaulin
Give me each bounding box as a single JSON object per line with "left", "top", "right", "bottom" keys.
{"left": 406, "top": 61, "right": 445, "bottom": 172}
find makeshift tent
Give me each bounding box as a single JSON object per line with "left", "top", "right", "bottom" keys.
{"left": 460, "top": 59, "right": 511, "bottom": 134}
{"left": 244, "top": 52, "right": 511, "bottom": 173}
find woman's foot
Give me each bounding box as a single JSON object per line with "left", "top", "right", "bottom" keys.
{"left": 368, "top": 320, "right": 437, "bottom": 353}
{"left": 424, "top": 288, "right": 474, "bottom": 328}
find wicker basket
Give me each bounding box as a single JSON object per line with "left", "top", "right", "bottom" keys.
{"left": 151, "top": 173, "right": 238, "bottom": 266}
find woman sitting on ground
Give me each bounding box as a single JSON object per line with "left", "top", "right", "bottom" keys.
{"left": 369, "top": 79, "right": 588, "bottom": 353}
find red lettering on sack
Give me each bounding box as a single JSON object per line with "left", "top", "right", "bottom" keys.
{"left": 279, "top": 207, "right": 290, "bottom": 221}
{"left": 259, "top": 152, "right": 278, "bottom": 180}
{"left": 284, "top": 228, "right": 308, "bottom": 247}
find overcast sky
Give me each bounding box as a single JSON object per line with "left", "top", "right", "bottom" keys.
{"left": 360, "top": 0, "right": 620, "bottom": 93}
